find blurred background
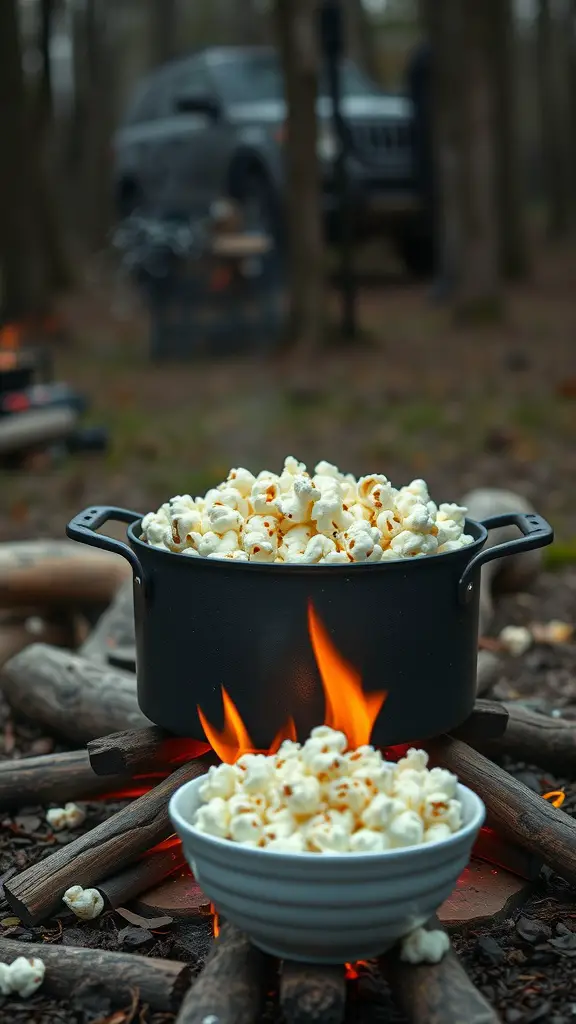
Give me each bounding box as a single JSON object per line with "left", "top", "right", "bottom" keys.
{"left": 0, "top": 0, "right": 575, "bottom": 550}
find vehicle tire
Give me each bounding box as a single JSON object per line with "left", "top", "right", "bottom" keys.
{"left": 394, "top": 220, "right": 435, "bottom": 279}
{"left": 229, "top": 167, "right": 283, "bottom": 243}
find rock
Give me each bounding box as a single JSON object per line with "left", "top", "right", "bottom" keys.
{"left": 476, "top": 934, "right": 505, "bottom": 963}
{"left": 516, "top": 916, "right": 552, "bottom": 944}
{"left": 461, "top": 488, "right": 544, "bottom": 636}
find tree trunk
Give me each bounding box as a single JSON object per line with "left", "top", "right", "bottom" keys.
{"left": 274, "top": 0, "right": 325, "bottom": 356}
{"left": 149, "top": 0, "right": 178, "bottom": 67}
{"left": 0, "top": 0, "right": 52, "bottom": 320}
{"left": 491, "top": 0, "right": 529, "bottom": 279}
{"left": 344, "top": 0, "right": 380, "bottom": 82}
{"left": 456, "top": 0, "right": 502, "bottom": 320}
{"left": 537, "top": 0, "right": 572, "bottom": 237}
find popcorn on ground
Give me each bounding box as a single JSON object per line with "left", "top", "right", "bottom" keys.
{"left": 140, "top": 457, "right": 474, "bottom": 564}
{"left": 192, "top": 727, "right": 463, "bottom": 854}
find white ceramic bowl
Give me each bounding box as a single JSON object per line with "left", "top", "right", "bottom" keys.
{"left": 169, "top": 777, "right": 485, "bottom": 964}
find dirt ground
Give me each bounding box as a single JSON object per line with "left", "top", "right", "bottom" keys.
{"left": 1, "top": 243, "right": 575, "bottom": 550}
{"left": 1, "top": 245, "right": 576, "bottom": 1021}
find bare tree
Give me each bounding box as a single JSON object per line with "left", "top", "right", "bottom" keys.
{"left": 491, "top": 0, "right": 529, "bottom": 279}
{"left": 0, "top": 0, "right": 58, "bottom": 320}
{"left": 149, "top": 0, "right": 178, "bottom": 67}
{"left": 274, "top": 0, "right": 325, "bottom": 355}
{"left": 537, "top": 0, "right": 572, "bottom": 236}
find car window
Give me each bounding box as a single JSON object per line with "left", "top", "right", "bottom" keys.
{"left": 210, "top": 52, "right": 377, "bottom": 104}
{"left": 170, "top": 63, "right": 211, "bottom": 112}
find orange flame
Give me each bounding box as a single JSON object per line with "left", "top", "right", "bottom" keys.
{"left": 543, "top": 789, "right": 565, "bottom": 809}
{"left": 197, "top": 601, "right": 387, "bottom": 763}
{"left": 212, "top": 907, "right": 220, "bottom": 937}
{"left": 308, "top": 601, "right": 387, "bottom": 749}
{"left": 0, "top": 324, "right": 22, "bottom": 350}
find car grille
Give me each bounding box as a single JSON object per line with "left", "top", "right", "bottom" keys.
{"left": 349, "top": 121, "right": 412, "bottom": 171}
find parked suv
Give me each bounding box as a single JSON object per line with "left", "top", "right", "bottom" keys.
{"left": 114, "top": 47, "right": 432, "bottom": 276}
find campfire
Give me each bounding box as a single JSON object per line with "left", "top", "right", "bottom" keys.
{"left": 0, "top": 524, "right": 574, "bottom": 1022}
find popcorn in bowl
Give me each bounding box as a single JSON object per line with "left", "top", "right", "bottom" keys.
{"left": 140, "top": 459, "right": 474, "bottom": 564}
{"left": 191, "top": 727, "right": 464, "bottom": 854}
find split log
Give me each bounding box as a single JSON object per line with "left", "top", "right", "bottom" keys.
{"left": 380, "top": 918, "right": 500, "bottom": 1023}
{"left": 0, "top": 644, "right": 151, "bottom": 743}
{"left": 81, "top": 579, "right": 135, "bottom": 664}
{"left": 88, "top": 726, "right": 206, "bottom": 776}
{"left": 280, "top": 962, "right": 346, "bottom": 1024}
{"left": 0, "top": 553, "right": 130, "bottom": 608}
{"left": 478, "top": 702, "right": 576, "bottom": 775}
{"left": 0, "top": 406, "right": 77, "bottom": 455}
{"left": 98, "top": 840, "right": 186, "bottom": 909}
{"left": 450, "top": 699, "right": 509, "bottom": 744}
{"left": 0, "top": 749, "right": 110, "bottom": 810}
{"left": 0, "top": 539, "right": 118, "bottom": 570}
{"left": 4, "top": 753, "right": 215, "bottom": 924}
{"left": 426, "top": 736, "right": 576, "bottom": 888}
{"left": 175, "top": 922, "right": 265, "bottom": 1024}
{"left": 0, "top": 937, "right": 190, "bottom": 1012}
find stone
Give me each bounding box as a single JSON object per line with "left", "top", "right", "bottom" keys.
{"left": 133, "top": 870, "right": 210, "bottom": 920}
{"left": 438, "top": 858, "right": 533, "bottom": 931}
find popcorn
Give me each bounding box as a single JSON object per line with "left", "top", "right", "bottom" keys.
{"left": 191, "top": 726, "right": 464, "bottom": 854}
{"left": 46, "top": 802, "right": 86, "bottom": 831}
{"left": 0, "top": 957, "right": 45, "bottom": 998}
{"left": 499, "top": 624, "right": 533, "bottom": 656}
{"left": 141, "top": 461, "right": 472, "bottom": 563}
{"left": 400, "top": 926, "right": 450, "bottom": 964}
{"left": 63, "top": 885, "right": 104, "bottom": 920}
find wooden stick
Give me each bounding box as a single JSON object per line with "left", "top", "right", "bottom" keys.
{"left": 380, "top": 919, "right": 500, "bottom": 1023}
{"left": 0, "top": 749, "right": 111, "bottom": 810}
{"left": 0, "top": 539, "right": 102, "bottom": 571}
{"left": 0, "top": 406, "right": 77, "bottom": 455}
{"left": 0, "top": 643, "right": 151, "bottom": 743}
{"left": 88, "top": 726, "right": 205, "bottom": 776}
{"left": 450, "top": 699, "right": 509, "bottom": 744}
{"left": 97, "top": 841, "right": 186, "bottom": 909}
{"left": 280, "top": 962, "right": 346, "bottom": 1024}
{"left": 175, "top": 922, "right": 265, "bottom": 1024}
{"left": 0, "top": 937, "right": 190, "bottom": 1012}
{"left": 4, "top": 754, "right": 215, "bottom": 924}
{"left": 426, "top": 736, "right": 576, "bottom": 888}
{"left": 478, "top": 702, "right": 576, "bottom": 775}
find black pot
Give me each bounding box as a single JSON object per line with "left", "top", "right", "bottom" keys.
{"left": 67, "top": 507, "right": 552, "bottom": 748}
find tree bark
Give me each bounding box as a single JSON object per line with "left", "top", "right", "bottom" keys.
{"left": 149, "top": 0, "right": 178, "bottom": 67}
{"left": 456, "top": 0, "right": 502, "bottom": 320}
{"left": 0, "top": 0, "right": 52, "bottom": 320}
{"left": 491, "top": 0, "right": 529, "bottom": 279}
{"left": 344, "top": 0, "right": 380, "bottom": 82}
{"left": 274, "top": 0, "right": 325, "bottom": 356}
{"left": 537, "top": 0, "right": 572, "bottom": 237}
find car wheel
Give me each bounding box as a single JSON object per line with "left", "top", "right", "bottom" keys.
{"left": 394, "top": 221, "right": 435, "bottom": 279}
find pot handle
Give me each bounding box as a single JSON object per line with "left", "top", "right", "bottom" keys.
{"left": 66, "top": 506, "right": 144, "bottom": 580}
{"left": 459, "top": 512, "right": 553, "bottom": 605}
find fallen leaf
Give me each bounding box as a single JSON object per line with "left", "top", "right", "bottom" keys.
{"left": 115, "top": 907, "right": 173, "bottom": 929}
{"left": 478, "top": 636, "right": 505, "bottom": 653}
{"left": 530, "top": 620, "right": 574, "bottom": 644}
{"left": 1, "top": 917, "right": 20, "bottom": 928}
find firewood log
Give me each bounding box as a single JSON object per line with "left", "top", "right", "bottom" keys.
{"left": 0, "top": 540, "right": 130, "bottom": 607}
{"left": 0, "top": 643, "right": 150, "bottom": 742}
{"left": 175, "top": 922, "right": 265, "bottom": 1024}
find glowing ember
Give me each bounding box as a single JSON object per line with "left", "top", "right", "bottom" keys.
{"left": 345, "top": 961, "right": 369, "bottom": 980}
{"left": 197, "top": 601, "right": 387, "bottom": 763}
{"left": 543, "top": 789, "right": 566, "bottom": 809}
{"left": 212, "top": 907, "right": 220, "bottom": 937}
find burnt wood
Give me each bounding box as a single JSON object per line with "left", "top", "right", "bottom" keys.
{"left": 0, "top": 643, "right": 151, "bottom": 743}
{"left": 280, "top": 962, "right": 346, "bottom": 1024}
{"left": 175, "top": 922, "right": 265, "bottom": 1024}
{"left": 88, "top": 726, "right": 201, "bottom": 776}
{"left": 4, "top": 754, "right": 215, "bottom": 924}
{"left": 97, "top": 841, "right": 186, "bottom": 909}
{"left": 0, "top": 937, "right": 190, "bottom": 1012}
{"left": 0, "top": 749, "right": 110, "bottom": 810}
{"left": 380, "top": 919, "right": 501, "bottom": 1023}
{"left": 81, "top": 578, "right": 135, "bottom": 664}
{"left": 478, "top": 702, "right": 576, "bottom": 775}
{"left": 449, "top": 699, "right": 509, "bottom": 743}
{"left": 427, "top": 736, "right": 576, "bottom": 888}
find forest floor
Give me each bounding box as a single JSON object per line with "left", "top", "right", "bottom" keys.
{"left": 0, "top": 242, "right": 575, "bottom": 553}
